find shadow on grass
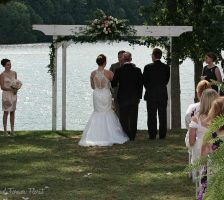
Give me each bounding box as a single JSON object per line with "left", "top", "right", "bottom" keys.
{"left": 0, "top": 130, "right": 194, "bottom": 200}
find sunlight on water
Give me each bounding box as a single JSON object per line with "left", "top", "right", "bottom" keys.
{"left": 0, "top": 43, "right": 223, "bottom": 130}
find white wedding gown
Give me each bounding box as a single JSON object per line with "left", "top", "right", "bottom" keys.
{"left": 79, "top": 70, "right": 129, "bottom": 146}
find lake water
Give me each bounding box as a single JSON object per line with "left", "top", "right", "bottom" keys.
{"left": 0, "top": 42, "right": 223, "bottom": 131}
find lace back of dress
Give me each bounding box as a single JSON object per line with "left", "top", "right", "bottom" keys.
{"left": 93, "top": 70, "right": 109, "bottom": 89}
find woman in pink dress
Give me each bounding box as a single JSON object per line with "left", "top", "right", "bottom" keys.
{"left": 0, "top": 59, "right": 18, "bottom": 136}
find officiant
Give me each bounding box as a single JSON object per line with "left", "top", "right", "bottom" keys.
{"left": 110, "top": 50, "right": 125, "bottom": 118}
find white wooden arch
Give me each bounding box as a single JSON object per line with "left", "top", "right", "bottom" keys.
{"left": 32, "top": 25, "right": 192, "bottom": 131}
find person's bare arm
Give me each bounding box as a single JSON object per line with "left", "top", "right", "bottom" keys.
{"left": 90, "top": 76, "right": 95, "bottom": 89}
{"left": 90, "top": 73, "right": 95, "bottom": 89}
{"left": 215, "top": 68, "right": 222, "bottom": 81}
{"left": 201, "top": 143, "right": 210, "bottom": 157}
{"left": 189, "top": 116, "right": 198, "bottom": 146}
{"left": 189, "top": 128, "right": 197, "bottom": 146}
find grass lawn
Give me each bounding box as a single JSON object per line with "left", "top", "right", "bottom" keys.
{"left": 0, "top": 130, "right": 195, "bottom": 200}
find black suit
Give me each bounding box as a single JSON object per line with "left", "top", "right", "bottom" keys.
{"left": 111, "top": 63, "right": 143, "bottom": 140}
{"left": 143, "top": 60, "right": 170, "bottom": 139}
{"left": 110, "top": 62, "right": 122, "bottom": 117}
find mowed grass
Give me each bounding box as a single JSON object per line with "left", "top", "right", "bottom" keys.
{"left": 0, "top": 130, "right": 194, "bottom": 200}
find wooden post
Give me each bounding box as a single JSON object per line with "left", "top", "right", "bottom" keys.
{"left": 62, "top": 42, "right": 67, "bottom": 131}
{"left": 61, "top": 41, "right": 72, "bottom": 131}
{"left": 167, "top": 37, "right": 172, "bottom": 129}
{"left": 52, "top": 36, "right": 58, "bottom": 131}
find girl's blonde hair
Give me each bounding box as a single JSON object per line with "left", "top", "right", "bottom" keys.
{"left": 199, "top": 89, "right": 219, "bottom": 116}
{"left": 207, "top": 97, "right": 224, "bottom": 123}
{"left": 196, "top": 80, "right": 212, "bottom": 99}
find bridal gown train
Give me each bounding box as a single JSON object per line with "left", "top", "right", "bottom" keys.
{"left": 79, "top": 70, "right": 129, "bottom": 146}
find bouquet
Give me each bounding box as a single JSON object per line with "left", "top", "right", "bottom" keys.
{"left": 85, "top": 9, "right": 136, "bottom": 41}
{"left": 11, "top": 79, "right": 22, "bottom": 90}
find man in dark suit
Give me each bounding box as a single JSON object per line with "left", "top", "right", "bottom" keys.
{"left": 143, "top": 48, "right": 170, "bottom": 139}
{"left": 111, "top": 52, "right": 143, "bottom": 141}
{"left": 110, "top": 50, "right": 125, "bottom": 117}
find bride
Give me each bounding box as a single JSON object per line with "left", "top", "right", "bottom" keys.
{"left": 78, "top": 54, "right": 129, "bottom": 146}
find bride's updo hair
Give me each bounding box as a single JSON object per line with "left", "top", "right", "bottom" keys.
{"left": 1, "top": 58, "right": 10, "bottom": 66}
{"left": 96, "top": 54, "right": 106, "bottom": 66}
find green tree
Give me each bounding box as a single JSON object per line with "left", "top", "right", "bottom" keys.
{"left": 0, "top": 0, "right": 153, "bottom": 44}
{"left": 0, "top": 0, "right": 10, "bottom": 3}
{"left": 25, "top": 0, "right": 55, "bottom": 24}
{"left": 70, "top": 0, "right": 88, "bottom": 24}
{"left": 185, "top": 1, "right": 224, "bottom": 100}
{"left": 0, "top": 1, "right": 37, "bottom": 44}
{"left": 141, "top": 0, "right": 224, "bottom": 128}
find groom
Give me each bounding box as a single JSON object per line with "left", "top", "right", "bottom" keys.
{"left": 111, "top": 52, "right": 143, "bottom": 140}
{"left": 143, "top": 48, "right": 170, "bottom": 139}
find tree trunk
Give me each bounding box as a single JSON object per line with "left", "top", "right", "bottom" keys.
{"left": 171, "top": 39, "right": 181, "bottom": 128}
{"left": 194, "top": 59, "right": 203, "bottom": 102}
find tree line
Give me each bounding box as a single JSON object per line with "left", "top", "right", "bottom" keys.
{"left": 0, "top": 0, "right": 152, "bottom": 44}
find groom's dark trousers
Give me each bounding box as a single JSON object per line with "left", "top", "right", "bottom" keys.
{"left": 111, "top": 63, "right": 143, "bottom": 140}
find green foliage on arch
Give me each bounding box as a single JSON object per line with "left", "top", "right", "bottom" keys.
{"left": 47, "top": 10, "right": 149, "bottom": 80}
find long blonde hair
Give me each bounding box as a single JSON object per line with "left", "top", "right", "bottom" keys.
{"left": 207, "top": 97, "right": 224, "bottom": 123}
{"left": 199, "top": 89, "right": 219, "bottom": 117}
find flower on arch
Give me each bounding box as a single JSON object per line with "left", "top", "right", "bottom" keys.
{"left": 84, "top": 9, "right": 136, "bottom": 41}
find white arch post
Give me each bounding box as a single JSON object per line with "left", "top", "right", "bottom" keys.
{"left": 33, "top": 25, "right": 192, "bottom": 131}
{"left": 61, "top": 40, "right": 73, "bottom": 130}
